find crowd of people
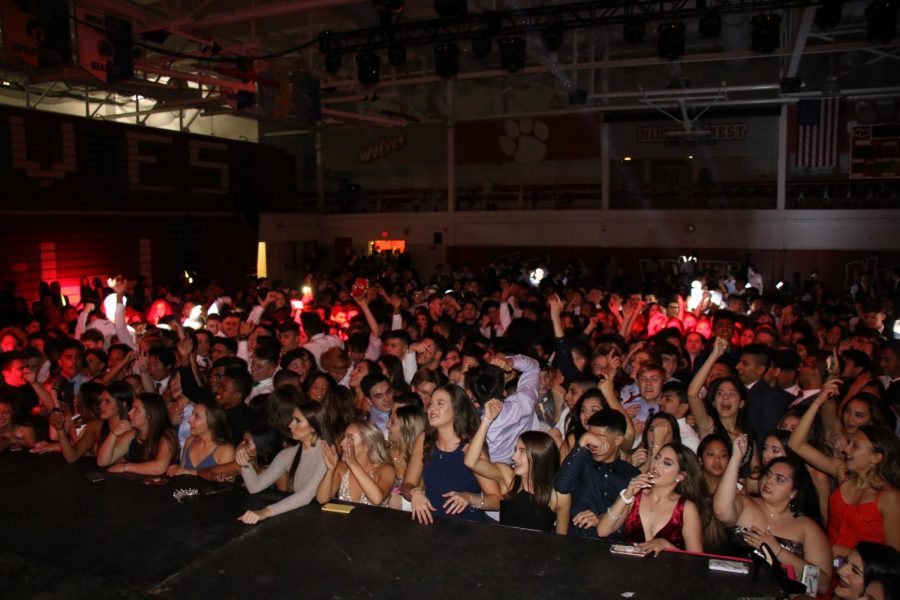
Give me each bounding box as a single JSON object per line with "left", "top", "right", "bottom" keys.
{"left": 1, "top": 251, "right": 899, "bottom": 598}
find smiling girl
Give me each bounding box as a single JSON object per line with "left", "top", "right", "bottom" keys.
{"left": 464, "top": 399, "right": 571, "bottom": 534}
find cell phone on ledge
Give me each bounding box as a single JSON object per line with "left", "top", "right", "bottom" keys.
{"left": 609, "top": 544, "right": 649, "bottom": 557}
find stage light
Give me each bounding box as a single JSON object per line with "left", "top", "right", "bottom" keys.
{"left": 388, "top": 44, "right": 406, "bottom": 67}
{"left": 472, "top": 31, "right": 492, "bottom": 58}
{"left": 815, "top": 0, "right": 843, "bottom": 29}
{"left": 434, "top": 43, "right": 459, "bottom": 78}
{"left": 434, "top": 0, "right": 466, "bottom": 17}
{"left": 698, "top": 9, "right": 722, "bottom": 38}
{"left": 623, "top": 15, "right": 645, "bottom": 44}
{"left": 776, "top": 281, "right": 784, "bottom": 290}
{"left": 356, "top": 52, "right": 381, "bottom": 85}
{"left": 528, "top": 268, "right": 546, "bottom": 287}
{"left": 657, "top": 21, "right": 686, "bottom": 61}
{"left": 751, "top": 13, "right": 781, "bottom": 54}
{"left": 498, "top": 36, "right": 526, "bottom": 73}
{"left": 541, "top": 25, "right": 563, "bottom": 53}
{"left": 623, "top": 156, "right": 632, "bottom": 161}
{"left": 866, "top": 1, "right": 897, "bottom": 44}
{"left": 324, "top": 53, "right": 342, "bottom": 75}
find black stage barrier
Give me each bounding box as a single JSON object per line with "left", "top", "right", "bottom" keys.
{"left": 0, "top": 453, "right": 782, "bottom": 599}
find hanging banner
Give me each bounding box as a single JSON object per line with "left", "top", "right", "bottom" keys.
{"left": 75, "top": 5, "right": 133, "bottom": 82}
{"left": 0, "top": 0, "right": 71, "bottom": 68}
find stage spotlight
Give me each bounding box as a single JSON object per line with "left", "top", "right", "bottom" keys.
{"left": 751, "top": 13, "right": 781, "bottom": 54}
{"left": 623, "top": 15, "right": 645, "bottom": 44}
{"left": 388, "top": 44, "right": 406, "bottom": 67}
{"left": 698, "top": 9, "right": 722, "bottom": 38}
{"left": 866, "top": 1, "right": 897, "bottom": 44}
{"left": 814, "top": 0, "right": 843, "bottom": 29}
{"left": 324, "top": 52, "right": 342, "bottom": 75}
{"left": 472, "top": 31, "right": 492, "bottom": 58}
{"left": 434, "top": 43, "right": 459, "bottom": 78}
{"left": 434, "top": 0, "right": 466, "bottom": 17}
{"left": 657, "top": 21, "right": 686, "bottom": 61}
{"left": 356, "top": 52, "right": 381, "bottom": 85}
{"left": 498, "top": 36, "right": 526, "bottom": 73}
{"left": 541, "top": 25, "right": 563, "bottom": 53}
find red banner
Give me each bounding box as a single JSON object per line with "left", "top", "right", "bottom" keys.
{"left": 0, "top": 0, "right": 71, "bottom": 68}
{"left": 455, "top": 112, "right": 603, "bottom": 164}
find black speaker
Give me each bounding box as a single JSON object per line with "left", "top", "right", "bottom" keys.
{"left": 433, "top": 232, "right": 443, "bottom": 245}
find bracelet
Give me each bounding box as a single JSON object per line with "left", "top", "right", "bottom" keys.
{"left": 471, "top": 491, "right": 485, "bottom": 510}
{"left": 619, "top": 489, "right": 635, "bottom": 505}
{"left": 775, "top": 546, "right": 784, "bottom": 558}
{"left": 607, "top": 508, "right": 622, "bottom": 521}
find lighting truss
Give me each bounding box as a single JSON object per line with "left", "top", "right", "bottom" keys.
{"left": 319, "top": 0, "right": 824, "bottom": 55}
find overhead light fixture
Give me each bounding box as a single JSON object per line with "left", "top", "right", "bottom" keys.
{"left": 657, "top": 21, "right": 685, "bottom": 61}
{"left": 388, "top": 44, "right": 406, "bottom": 67}
{"left": 623, "top": 15, "right": 645, "bottom": 44}
{"left": 751, "top": 13, "right": 781, "bottom": 54}
{"left": 815, "top": 0, "right": 843, "bottom": 29}
{"left": 434, "top": 43, "right": 459, "bottom": 78}
{"left": 541, "top": 24, "right": 563, "bottom": 53}
{"left": 498, "top": 36, "right": 526, "bottom": 73}
{"left": 866, "top": 1, "right": 897, "bottom": 44}
{"left": 325, "top": 52, "right": 342, "bottom": 75}
{"left": 356, "top": 52, "right": 381, "bottom": 85}
{"left": 434, "top": 0, "right": 466, "bottom": 17}
{"left": 472, "top": 31, "right": 492, "bottom": 58}
{"left": 698, "top": 8, "right": 722, "bottom": 38}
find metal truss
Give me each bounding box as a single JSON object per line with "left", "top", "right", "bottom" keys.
{"left": 320, "top": 0, "right": 824, "bottom": 54}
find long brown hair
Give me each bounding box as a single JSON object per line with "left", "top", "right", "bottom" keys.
{"left": 422, "top": 384, "right": 478, "bottom": 465}
{"left": 663, "top": 442, "right": 724, "bottom": 551}
{"left": 287, "top": 401, "right": 332, "bottom": 481}
{"left": 516, "top": 431, "right": 560, "bottom": 507}
{"left": 859, "top": 425, "right": 900, "bottom": 489}
{"left": 135, "top": 393, "right": 177, "bottom": 463}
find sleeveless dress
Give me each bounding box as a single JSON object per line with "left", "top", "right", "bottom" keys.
{"left": 182, "top": 439, "right": 220, "bottom": 470}
{"left": 827, "top": 488, "right": 885, "bottom": 548}
{"left": 500, "top": 488, "right": 556, "bottom": 532}
{"left": 622, "top": 493, "right": 687, "bottom": 550}
{"left": 337, "top": 468, "right": 389, "bottom": 507}
{"left": 422, "top": 444, "right": 486, "bottom": 523}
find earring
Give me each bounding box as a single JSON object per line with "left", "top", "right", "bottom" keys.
{"left": 788, "top": 496, "right": 797, "bottom": 512}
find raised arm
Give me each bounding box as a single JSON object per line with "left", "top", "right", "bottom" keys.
{"left": 687, "top": 337, "right": 728, "bottom": 437}
{"left": 343, "top": 437, "right": 395, "bottom": 506}
{"left": 315, "top": 441, "right": 341, "bottom": 504}
{"left": 787, "top": 383, "right": 843, "bottom": 478}
{"left": 713, "top": 435, "right": 748, "bottom": 525}
{"left": 463, "top": 400, "right": 515, "bottom": 488}
{"left": 599, "top": 377, "right": 635, "bottom": 452}
{"left": 596, "top": 473, "right": 649, "bottom": 537}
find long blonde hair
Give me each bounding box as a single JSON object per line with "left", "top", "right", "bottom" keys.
{"left": 394, "top": 405, "right": 427, "bottom": 462}
{"left": 348, "top": 420, "right": 391, "bottom": 465}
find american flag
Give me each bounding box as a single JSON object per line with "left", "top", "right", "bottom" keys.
{"left": 795, "top": 98, "right": 840, "bottom": 168}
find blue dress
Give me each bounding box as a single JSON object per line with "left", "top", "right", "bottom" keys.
{"left": 422, "top": 443, "right": 486, "bottom": 523}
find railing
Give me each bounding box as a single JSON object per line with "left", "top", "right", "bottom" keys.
{"left": 292, "top": 179, "right": 900, "bottom": 213}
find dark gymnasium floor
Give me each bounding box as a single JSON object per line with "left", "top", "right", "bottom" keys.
{"left": 0, "top": 452, "right": 783, "bottom": 599}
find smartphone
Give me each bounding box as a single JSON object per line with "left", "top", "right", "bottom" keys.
{"left": 609, "top": 544, "right": 649, "bottom": 557}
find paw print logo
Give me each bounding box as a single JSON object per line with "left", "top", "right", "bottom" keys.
{"left": 498, "top": 118, "right": 549, "bottom": 162}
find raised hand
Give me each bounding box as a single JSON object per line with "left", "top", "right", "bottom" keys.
{"left": 483, "top": 399, "right": 503, "bottom": 423}
{"left": 733, "top": 434, "right": 749, "bottom": 459}
{"left": 321, "top": 441, "right": 339, "bottom": 471}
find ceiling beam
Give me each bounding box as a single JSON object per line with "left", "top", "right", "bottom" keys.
{"left": 142, "top": 0, "right": 368, "bottom": 33}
